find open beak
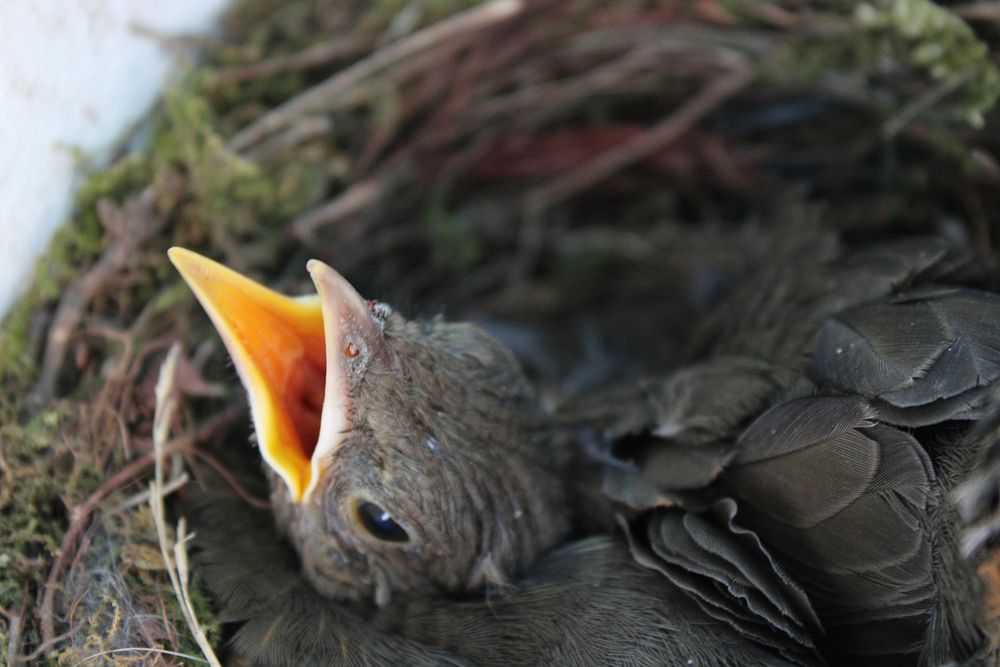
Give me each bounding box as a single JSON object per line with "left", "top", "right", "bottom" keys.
{"left": 168, "top": 248, "right": 328, "bottom": 502}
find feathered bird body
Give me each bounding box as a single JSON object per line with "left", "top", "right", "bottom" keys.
{"left": 586, "top": 237, "right": 996, "bottom": 665}
{"left": 170, "top": 234, "right": 1000, "bottom": 666}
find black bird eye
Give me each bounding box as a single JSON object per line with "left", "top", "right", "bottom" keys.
{"left": 356, "top": 500, "right": 409, "bottom": 542}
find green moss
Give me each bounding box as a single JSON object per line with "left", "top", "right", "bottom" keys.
{"left": 768, "top": 0, "right": 1000, "bottom": 128}
{"left": 0, "top": 403, "right": 97, "bottom": 639}
{"left": 273, "top": 157, "right": 331, "bottom": 218}
{"left": 152, "top": 79, "right": 276, "bottom": 234}
{"left": 855, "top": 0, "right": 1000, "bottom": 126}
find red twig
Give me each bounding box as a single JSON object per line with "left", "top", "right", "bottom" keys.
{"left": 508, "top": 65, "right": 754, "bottom": 283}
{"left": 523, "top": 66, "right": 753, "bottom": 214}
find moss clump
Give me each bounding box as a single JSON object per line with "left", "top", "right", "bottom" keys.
{"left": 768, "top": 0, "right": 1000, "bottom": 128}
{"left": 0, "top": 402, "right": 105, "bottom": 665}
{"left": 856, "top": 0, "right": 1000, "bottom": 126}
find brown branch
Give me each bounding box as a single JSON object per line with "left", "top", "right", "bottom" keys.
{"left": 244, "top": 116, "right": 332, "bottom": 162}
{"left": 291, "top": 178, "right": 381, "bottom": 241}
{"left": 458, "top": 46, "right": 661, "bottom": 135}
{"left": 215, "top": 36, "right": 371, "bottom": 86}
{"left": 11, "top": 631, "right": 71, "bottom": 664}
{"left": 30, "top": 188, "right": 167, "bottom": 404}
{"left": 228, "top": 0, "right": 524, "bottom": 152}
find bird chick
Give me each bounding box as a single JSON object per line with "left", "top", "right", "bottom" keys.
{"left": 168, "top": 248, "right": 568, "bottom": 606}
{"left": 169, "top": 240, "right": 1000, "bottom": 667}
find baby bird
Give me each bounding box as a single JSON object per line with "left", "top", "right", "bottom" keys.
{"left": 169, "top": 236, "right": 1000, "bottom": 666}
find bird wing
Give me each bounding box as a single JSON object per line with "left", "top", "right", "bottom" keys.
{"left": 624, "top": 499, "right": 822, "bottom": 665}
{"left": 811, "top": 287, "right": 1000, "bottom": 426}
{"left": 721, "top": 396, "right": 941, "bottom": 664}
{"left": 585, "top": 239, "right": 997, "bottom": 665}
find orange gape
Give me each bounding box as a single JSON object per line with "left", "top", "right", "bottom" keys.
{"left": 168, "top": 248, "right": 326, "bottom": 500}
{"left": 256, "top": 323, "right": 326, "bottom": 488}
{"left": 284, "top": 355, "right": 325, "bottom": 461}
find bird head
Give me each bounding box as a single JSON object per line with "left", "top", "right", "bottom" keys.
{"left": 168, "top": 248, "right": 569, "bottom": 605}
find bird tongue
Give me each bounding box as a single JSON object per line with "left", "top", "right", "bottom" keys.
{"left": 168, "top": 247, "right": 329, "bottom": 502}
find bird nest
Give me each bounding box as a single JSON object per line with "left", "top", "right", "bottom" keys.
{"left": 2, "top": 0, "right": 1000, "bottom": 663}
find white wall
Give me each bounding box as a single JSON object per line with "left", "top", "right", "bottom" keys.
{"left": 0, "top": 0, "right": 231, "bottom": 317}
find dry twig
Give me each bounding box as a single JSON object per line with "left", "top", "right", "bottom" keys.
{"left": 228, "top": 0, "right": 524, "bottom": 152}
{"left": 509, "top": 65, "right": 754, "bottom": 283}
{"left": 147, "top": 343, "right": 222, "bottom": 667}
{"left": 522, "top": 66, "right": 753, "bottom": 215}
{"left": 30, "top": 189, "right": 167, "bottom": 404}
{"left": 107, "top": 472, "right": 190, "bottom": 515}
{"left": 292, "top": 178, "right": 381, "bottom": 241}
{"left": 215, "top": 36, "right": 371, "bottom": 86}
{"left": 83, "top": 646, "right": 210, "bottom": 663}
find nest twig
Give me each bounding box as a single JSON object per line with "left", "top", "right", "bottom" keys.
{"left": 146, "top": 345, "right": 220, "bottom": 667}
